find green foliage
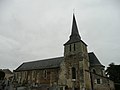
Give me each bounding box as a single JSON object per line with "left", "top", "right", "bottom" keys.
{"left": 0, "top": 70, "right": 5, "bottom": 80}
{"left": 106, "top": 63, "right": 120, "bottom": 83}
{"left": 106, "top": 63, "right": 120, "bottom": 90}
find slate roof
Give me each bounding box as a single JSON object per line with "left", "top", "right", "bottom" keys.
{"left": 88, "top": 52, "right": 104, "bottom": 67}
{"left": 15, "top": 57, "right": 64, "bottom": 71}
{"left": 2, "top": 69, "right": 13, "bottom": 74}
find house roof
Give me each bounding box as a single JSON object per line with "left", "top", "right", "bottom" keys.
{"left": 88, "top": 52, "right": 104, "bottom": 67}
{"left": 15, "top": 57, "right": 64, "bottom": 71}
{"left": 2, "top": 69, "right": 13, "bottom": 74}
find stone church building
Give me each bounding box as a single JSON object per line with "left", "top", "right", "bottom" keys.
{"left": 14, "top": 14, "right": 114, "bottom": 90}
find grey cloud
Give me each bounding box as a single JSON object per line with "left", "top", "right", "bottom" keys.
{"left": 0, "top": 0, "right": 120, "bottom": 70}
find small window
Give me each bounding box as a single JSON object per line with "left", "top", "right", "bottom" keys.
{"left": 72, "top": 67, "right": 76, "bottom": 79}
{"left": 70, "top": 44, "right": 71, "bottom": 52}
{"left": 97, "top": 79, "right": 100, "bottom": 84}
{"left": 95, "top": 79, "right": 102, "bottom": 84}
{"left": 74, "top": 44, "right": 76, "bottom": 51}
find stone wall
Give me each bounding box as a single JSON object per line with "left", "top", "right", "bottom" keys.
{"left": 63, "top": 41, "right": 92, "bottom": 90}
{"left": 91, "top": 73, "right": 115, "bottom": 90}
{"left": 14, "top": 68, "right": 59, "bottom": 87}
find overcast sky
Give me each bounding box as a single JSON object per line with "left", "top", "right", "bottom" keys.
{"left": 0, "top": 0, "right": 120, "bottom": 70}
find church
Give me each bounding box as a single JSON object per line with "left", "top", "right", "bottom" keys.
{"left": 14, "top": 14, "right": 115, "bottom": 90}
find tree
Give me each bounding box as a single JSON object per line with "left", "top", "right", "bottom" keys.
{"left": 106, "top": 63, "right": 120, "bottom": 90}
{"left": 0, "top": 70, "right": 5, "bottom": 80}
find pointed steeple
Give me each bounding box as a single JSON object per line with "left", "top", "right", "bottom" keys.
{"left": 64, "top": 14, "right": 81, "bottom": 45}
{"left": 70, "top": 14, "right": 81, "bottom": 40}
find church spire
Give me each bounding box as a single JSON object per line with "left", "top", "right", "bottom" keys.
{"left": 70, "top": 14, "right": 81, "bottom": 40}
{"left": 64, "top": 14, "right": 81, "bottom": 45}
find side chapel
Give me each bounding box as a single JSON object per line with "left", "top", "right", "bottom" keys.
{"left": 14, "top": 14, "right": 115, "bottom": 90}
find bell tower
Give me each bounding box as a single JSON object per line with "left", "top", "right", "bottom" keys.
{"left": 63, "top": 14, "right": 91, "bottom": 90}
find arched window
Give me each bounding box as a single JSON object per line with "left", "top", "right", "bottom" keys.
{"left": 65, "top": 86, "right": 68, "bottom": 89}
{"left": 72, "top": 67, "right": 76, "bottom": 79}
{"left": 93, "top": 69, "right": 96, "bottom": 74}
{"left": 43, "top": 70, "right": 47, "bottom": 78}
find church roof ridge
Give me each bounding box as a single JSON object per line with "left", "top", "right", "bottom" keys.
{"left": 23, "top": 56, "right": 64, "bottom": 64}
